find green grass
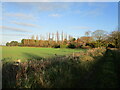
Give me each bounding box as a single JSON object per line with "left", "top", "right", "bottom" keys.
{"left": 1, "top": 46, "right": 84, "bottom": 62}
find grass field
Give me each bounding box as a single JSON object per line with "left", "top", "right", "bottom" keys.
{"left": 1, "top": 46, "right": 84, "bottom": 62}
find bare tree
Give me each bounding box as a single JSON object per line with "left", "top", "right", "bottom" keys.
{"left": 85, "top": 31, "right": 91, "bottom": 36}
{"left": 52, "top": 33, "right": 54, "bottom": 41}
{"left": 92, "top": 30, "right": 107, "bottom": 41}
{"left": 36, "top": 35, "right": 38, "bottom": 40}
{"left": 56, "top": 31, "right": 59, "bottom": 42}
{"left": 107, "top": 31, "right": 120, "bottom": 48}
{"left": 61, "top": 31, "right": 64, "bottom": 43}
{"left": 40, "top": 34, "right": 43, "bottom": 40}
{"left": 48, "top": 33, "right": 50, "bottom": 41}
{"left": 31, "top": 35, "right": 34, "bottom": 40}
{"left": 65, "top": 33, "right": 67, "bottom": 40}
{"left": 92, "top": 30, "right": 107, "bottom": 47}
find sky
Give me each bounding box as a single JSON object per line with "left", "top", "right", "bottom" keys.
{"left": 0, "top": 2, "right": 118, "bottom": 45}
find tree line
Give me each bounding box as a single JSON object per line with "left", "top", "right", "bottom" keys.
{"left": 6, "top": 30, "right": 120, "bottom": 49}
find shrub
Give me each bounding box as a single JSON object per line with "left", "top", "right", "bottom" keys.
{"left": 2, "top": 57, "right": 83, "bottom": 88}
{"left": 60, "top": 45, "right": 68, "bottom": 48}
{"left": 81, "top": 46, "right": 91, "bottom": 49}
{"left": 86, "top": 43, "right": 95, "bottom": 48}
{"left": 67, "top": 44, "right": 76, "bottom": 49}
{"left": 107, "top": 44, "right": 115, "bottom": 48}
{"left": 52, "top": 44, "right": 60, "bottom": 48}
{"left": 80, "top": 55, "right": 94, "bottom": 61}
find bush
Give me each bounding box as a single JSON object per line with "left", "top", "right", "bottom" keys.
{"left": 107, "top": 44, "right": 115, "bottom": 48}
{"left": 86, "top": 43, "right": 95, "bottom": 48}
{"left": 52, "top": 44, "right": 60, "bottom": 48}
{"left": 60, "top": 45, "right": 68, "bottom": 48}
{"left": 67, "top": 44, "right": 76, "bottom": 49}
{"left": 93, "top": 42, "right": 107, "bottom": 48}
{"left": 82, "top": 46, "right": 91, "bottom": 49}
{"left": 2, "top": 58, "right": 83, "bottom": 88}
{"left": 75, "top": 45, "right": 83, "bottom": 48}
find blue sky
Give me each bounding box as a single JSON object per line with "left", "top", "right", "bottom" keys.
{"left": 1, "top": 2, "right": 118, "bottom": 45}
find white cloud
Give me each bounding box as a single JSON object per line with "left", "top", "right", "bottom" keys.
{"left": 10, "top": 2, "right": 71, "bottom": 12}
{"left": 0, "top": 26, "right": 32, "bottom": 32}
{"left": 4, "top": 13, "right": 36, "bottom": 21}
{"left": 49, "top": 13, "right": 61, "bottom": 17}
{"left": 10, "top": 21, "right": 40, "bottom": 27}
{"left": 0, "top": 33, "right": 30, "bottom": 36}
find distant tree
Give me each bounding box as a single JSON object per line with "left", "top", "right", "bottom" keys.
{"left": 80, "top": 36, "right": 93, "bottom": 43}
{"left": 39, "top": 40, "right": 43, "bottom": 47}
{"left": 85, "top": 31, "right": 91, "bottom": 36}
{"left": 36, "top": 35, "right": 38, "bottom": 40}
{"left": 70, "top": 37, "right": 76, "bottom": 42}
{"left": 6, "top": 42, "right": 10, "bottom": 46}
{"left": 92, "top": 30, "right": 107, "bottom": 47}
{"left": 52, "top": 33, "right": 54, "bottom": 41}
{"left": 92, "top": 30, "right": 107, "bottom": 41}
{"left": 30, "top": 35, "right": 35, "bottom": 46}
{"left": 107, "top": 31, "right": 120, "bottom": 48}
{"left": 76, "top": 38, "right": 81, "bottom": 43}
{"left": 31, "top": 35, "right": 34, "bottom": 40}
{"left": 61, "top": 31, "right": 64, "bottom": 43}
{"left": 56, "top": 31, "right": 59, "bottom": 42}
{"left": 65, "top": 34, "right": 67, "bottom": 40}
{"left": 21, "top": 39, "right": 25, "bottom": 46}
{"left": 35, "top": 35, "right": 39, "bottom": 47}
{"left": 6, "top": 41, "right": 19, "bottom": 46}
{"left": 21, "top": 39, "right": 28, "bottom": 46}
{"left": 11, "top": 41, "right": 19, "bottom": 46}
{"left": 63, "top": 39, "right": 67, "bottom": 45}
{"left": 48, "top": 33, "right": 50, "bottom": 41}
{"left": 18, "top": 43, "right": 22, "bottom": 46}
